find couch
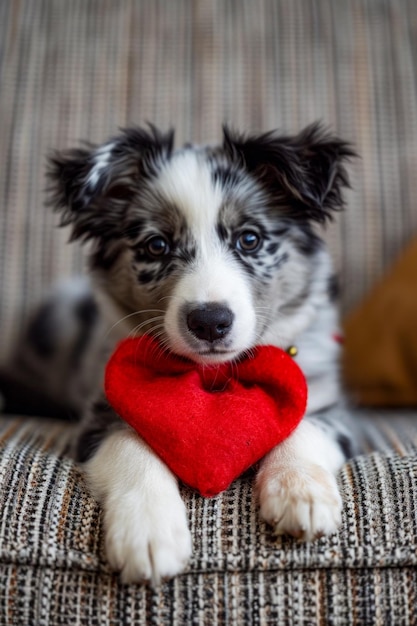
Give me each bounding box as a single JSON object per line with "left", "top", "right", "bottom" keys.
{"left": 1, "top": 1, "right": 417, "bottom": 624}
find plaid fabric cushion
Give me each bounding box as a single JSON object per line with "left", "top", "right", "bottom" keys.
{"left": 0, "top": 412, "right": 417, "bottom": 624}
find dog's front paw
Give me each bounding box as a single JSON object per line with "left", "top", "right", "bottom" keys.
{"left": 256, "top": 463, "right": 342, "bottom": 540}
{"left": 103, "top": 488, "right": 192, "bottom": 585}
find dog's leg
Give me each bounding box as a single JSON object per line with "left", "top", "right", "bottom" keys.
{"left": 255, "top": 419, "right": 346, "bottom": 540}
{"left": 85, "top": 429, "right": 192, "bottom": 584}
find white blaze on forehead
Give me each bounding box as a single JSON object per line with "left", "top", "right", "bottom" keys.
{"left": 155, "top": 151, "right": 224, "bottom": 240}
{"left": 158, "top": 152, "right": 258, "bottom": 361}
{"left": 87, "top": 142, "right": 116, "bottom": 188}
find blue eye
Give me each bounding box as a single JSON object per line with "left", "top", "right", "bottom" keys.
{"left": 145, "top": 236, "right": 170, "bottom": 258}
{"left": 236, "top": 231, "right": 261, "bottom": 253}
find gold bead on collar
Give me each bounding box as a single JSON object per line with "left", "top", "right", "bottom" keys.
{"left": 286, "top": 345, "right": 298, "bottom": 358}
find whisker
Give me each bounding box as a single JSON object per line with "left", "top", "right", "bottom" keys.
{"left": 128, "top": 318, "right": 165, "bottom": 338}
{"left": 103, "top": 309, "right": 166, "bottom": 340}
{"left": 157, "top": 294, "right": 188, "bottom": 305}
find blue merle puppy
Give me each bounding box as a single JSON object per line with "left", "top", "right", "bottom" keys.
{"left": 3, "top": 123, "right": 359, "bottom": 584}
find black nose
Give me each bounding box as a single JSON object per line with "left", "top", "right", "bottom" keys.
{"left": 187, "top": 304, "right": 234, "bottom": 343}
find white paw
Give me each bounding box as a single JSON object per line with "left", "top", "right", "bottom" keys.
{"left": 103, "top": 487, "right": 192, "bottom": 585}
{"left": 256, "top": 463, "right": 342, "bottom": 540}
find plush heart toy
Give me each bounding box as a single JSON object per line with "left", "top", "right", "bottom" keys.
{"left": 105, "top": 335, "right": 307, "bottom": 497}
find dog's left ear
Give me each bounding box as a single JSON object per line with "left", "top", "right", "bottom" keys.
{"left": 223, "top": 123, "right": 356, "bottom": 223}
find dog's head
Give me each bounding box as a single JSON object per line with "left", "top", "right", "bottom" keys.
{"left": 48, "top": 124, "right": 354, "bottom": 363}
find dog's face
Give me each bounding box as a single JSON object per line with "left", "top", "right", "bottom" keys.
{"left": 49, "top": 124, "right": 353, "bottom": 364}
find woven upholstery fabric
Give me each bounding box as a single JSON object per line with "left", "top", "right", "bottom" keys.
{"left": 0, "top": 413, "right": 417, "bottom": 625}
{"left": 1, "top": 0, "right": 417, "bottom": 354}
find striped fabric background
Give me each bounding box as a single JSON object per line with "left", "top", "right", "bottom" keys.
{"left": 1, "top": 0, "right": 417, "bottom": 354}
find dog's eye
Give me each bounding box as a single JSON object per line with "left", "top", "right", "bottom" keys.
{"left": 145, "top": 236, "right": 170, "bottom": 258}
{"left": 236, "top": 231, "right": 261, "bottom": 253}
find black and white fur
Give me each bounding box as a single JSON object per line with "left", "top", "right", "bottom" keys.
{"left": 6, "top": 123, "right": 360, "bottom": 584}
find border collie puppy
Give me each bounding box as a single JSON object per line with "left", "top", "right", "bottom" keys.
{"left": 26, "top": 124, "right": 359, "bottom": 583}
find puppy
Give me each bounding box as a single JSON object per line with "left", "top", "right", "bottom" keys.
{"left": 23, "top": 123, "right": 359, "bottom": 584}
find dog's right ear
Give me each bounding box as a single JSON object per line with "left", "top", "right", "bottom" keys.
{"left": 47, "top": 126, "right": 174, "bottom": 242}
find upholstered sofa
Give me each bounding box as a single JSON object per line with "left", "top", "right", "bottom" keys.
{"left": 1, "top": 1, "right": 416, "bottom": 624}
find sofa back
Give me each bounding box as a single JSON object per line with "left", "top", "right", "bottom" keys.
{"left": 1, "top": 0, "right": 416, "bottom": 353}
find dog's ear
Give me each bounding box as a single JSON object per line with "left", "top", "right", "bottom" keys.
{"left": 47, "top": 126, "right": 174, "bottom": 242}
{"left": 222, "top": 123, "right": 356, "bottom": 223}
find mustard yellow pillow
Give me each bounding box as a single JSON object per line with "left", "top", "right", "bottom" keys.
{"left": 343, "top": 237, "right": 417, "bottom": 406}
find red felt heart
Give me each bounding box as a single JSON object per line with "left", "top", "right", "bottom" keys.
{"left": 105, "top": 335, "right": 307, "bottom": 497}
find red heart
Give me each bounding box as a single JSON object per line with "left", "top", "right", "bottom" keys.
{"left": 105, "top": 335, "right": 307, "bottom": 497}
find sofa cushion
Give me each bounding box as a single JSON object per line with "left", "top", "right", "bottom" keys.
{"left": 0, "top": 412, "right": 416, "bottom": 624}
